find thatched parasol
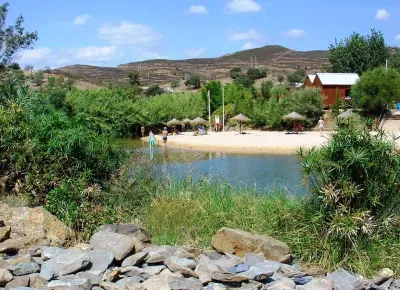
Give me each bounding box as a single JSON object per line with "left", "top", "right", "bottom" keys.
{"left": 283, "top": 112, "right": 306, "bottom": 133}
{"left": 182, "top": 118, "right": 192, "bottom": 124}
{"left": 337, "top": 110, "right": 356, "bottom": 119}
{"left": 167, "top": 118, "right": 181, "bottom": 127}
{"left": 231, "top": 114, "right": 251, "bottom": 134}
{"left": 283, "top": 112, "right": 306, "bottom": 121}
{"left": 190, "top": 117, "right": 208, "bottom": 126}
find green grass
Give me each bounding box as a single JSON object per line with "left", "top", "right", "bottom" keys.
{"left": 119, "top": 179, "right": 400, "bottom": 278}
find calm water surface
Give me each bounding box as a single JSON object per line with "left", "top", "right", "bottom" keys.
{"left": 119, "top": 138, "right": 305, "bottom": 194}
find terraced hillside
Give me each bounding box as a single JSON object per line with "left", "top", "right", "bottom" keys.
{"left": 57, "top": 45, "right": 329, "bottom": 86}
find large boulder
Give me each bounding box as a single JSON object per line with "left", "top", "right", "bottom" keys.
{"left": 211, "top": 228, "right": 289, "bottom": 261}
{"left": 97, "top": 223, "right": 151, "bottom": 244}
{"left": 47, "top": 278, "right": 91, "bottom": 290}
{"left": 0, "top": 204, "right": 72, "bottom": 247}
{"left": 40, "top": 251, "right": 90, "bottom": 280}
{"left": 0, "top": 269, "right": 13, "bottom": 286}
{"left": 85, "top": 250, "right": 114, "bottom": 276}
{"left": 90, "top": 231, "right": 135, "bottom": 261}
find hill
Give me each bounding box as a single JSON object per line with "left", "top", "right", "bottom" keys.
{"left": 57, "top": 45, "right": 329, "bottom": 86}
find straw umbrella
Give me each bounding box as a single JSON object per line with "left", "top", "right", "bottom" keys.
{"left": 181, "top": 118, "right": 192, "bottom": 131}
{"left": 231, "top": 114, "right": 251, "bottom": 134}
{"left": 283, "top": 112, "right": 306, "bottom": 132}
{"left": 167, "top": 118, "right": 181, "bottom": 127}
{"left": 190, "top": 117, "right": 208, "bottom": 126}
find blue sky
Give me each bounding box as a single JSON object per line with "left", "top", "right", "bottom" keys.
{"left": 9, "top": 0, "right": 400, "bottom": 68}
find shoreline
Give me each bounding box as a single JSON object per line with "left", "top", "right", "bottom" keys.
{"left": 142, "top": 131, "right": 332, "bottom": 154}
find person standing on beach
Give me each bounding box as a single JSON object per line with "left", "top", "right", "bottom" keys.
{"left": 318, "top": 117, "right": 325, "bottom": 136}
{"left": 141, "top": 126, "right": 145, "bottom": 138}
{"left": 162, "top": 127, "right": 168, "bottom": 147}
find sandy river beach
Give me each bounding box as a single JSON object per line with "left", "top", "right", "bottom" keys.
{"left": 143, "top": 130, "right": 400, "bottom": 154}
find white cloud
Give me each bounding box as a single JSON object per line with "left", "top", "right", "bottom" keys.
{"left": 184, "top": 48, "right": 206, "bottom": 58}
{"left": 227, "top": 0, "right": 262, "bottom": 13}
{"left": 376, "top": 9, "right": 390, "bottom": 21}
{"left": 228, "top": 29, "right": 261, "bottom": 41}
{"left": 73, "top": 14, "right": 93, "bottom": 25}
{"left": 71, "top": 46, "right": 122, "bottom": 62}
{"left": 395, "top": 35, "right": 400, "bottom": 41}
{"left": 98, "top": 21, "right": 163, "bottom": 46}
{"left": 242, "top": 42, "right": 259, "bottom": 50}
{"left": 187, "top": 5, "right": 208, "bottom": 14}
{"left": 284, "top": 29, "right": 306, "bottom": 37}
{"left": 17, "top": 47, "right": 53, "bottom": 67}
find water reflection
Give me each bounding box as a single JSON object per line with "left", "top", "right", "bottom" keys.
{"left": 119, "top": 138, "right": 304, "bottom": 194}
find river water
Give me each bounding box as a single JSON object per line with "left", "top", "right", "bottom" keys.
{"left": 120, "top": 139, "right": 305, "bottom": 194}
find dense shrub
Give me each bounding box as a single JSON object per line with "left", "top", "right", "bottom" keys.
{"left": 229, "top": 67, "right": 241, "bottom": 79}
{"left": 299, "top": 123, "right": 400, "bottom": 250}
{"left": 233, "top": 74, "right": 255, "bottom": 88}
{"left": 247, "top": 68, "right": 267, "bottom": 80}
{"left": 185, "top": 74, "right": 201, "bottom": 89}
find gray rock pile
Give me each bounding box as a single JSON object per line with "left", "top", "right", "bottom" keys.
{"left": 0, "top": 208, "right": 399, "bottom": 290}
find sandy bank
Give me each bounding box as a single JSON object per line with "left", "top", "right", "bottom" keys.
{"left": 144, "top": 131, "right": 332, "bottom": 154}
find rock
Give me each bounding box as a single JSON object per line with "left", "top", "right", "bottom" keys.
{"left": 168, "top": 277, "right": 203, "bottom": 289}
{"left": 86, "top": 250, "right": 114, "bottom": 276}
{"left": 279, "top": 254, "right": 295, "bottom": 265}
{"left": 212, "top": 228, "right": 289, "bottom": 261}
{"left": 121, "top": 252, "right": 148, "bottom": 267}
{"left": 267, "top": 279, "right": 296, "bottom": 289}
{"left": 68, "top": 243, "right": 92, "bottom": 252}
{"left": 140, "top": 271, "right": 182, "bottom": 290}
{"left": 76, "top": 272, "right": 102, "bottom": 286}
{"left": 165, "top": 256, "right": 197, "bottom": 272}
{"left": 228, "top": 264, "right": 250, "bottom": 274}
{"left": 0, "top": 226, "right": 11, "bottom": 242}
{"left": 371, "top": 268, "right": 394, "bottom": 285}
{"left": 200, "top": 250, "right": 224, "bottom": 260}
{"left": 4, "top": 275, "right": 30, "bottom": 289}
{"left": 0, "top": 204, "right": 72, "bottom": 246}
{"left": 28, "top": 274, "right": 47, "bottom": 289}
{"left": 7, "top": 255, "right": 32, "bottom": 265}
{"left": 173, "top": 248, "right": 194, "bottom": 259}
{"left": 8, "top": 263, "right": 40, "bottom": 276}
{"left": 145, "top": 246, "right": 178, "bottom": 264}
{"left": 99, "top": 281, "right": 127, "bottom": 290}
{"left": 177, "top": 267, "right": 199, "bottom": 278}
{"left": 293, "top": 276, "right": 312, "bottom": 285}
{"left": 241, "top": 262, "right": 280, "bottom": 281}
{"left": 90, "top": 231, "right": 135, "bottom": 261}
{"left": 213, "top": 254, "right": 242, "bottom": 270}
{"left": 211, "top": 272, "right": 249, "bottom": 283}
{"left": 104, "top": 267, "right": 121, "bottom": 282}
{"left": 27, "top": 246, "right": 42, "bottom": 257}
{"left": 243, "top": 253, "right": 265, "bottom": 267}
{"left": 9, "top": 287, "right": 41, "bottom": 290}
{"left": 203, "top": 282, "right": 228, "bottom": 290}
{"left": 40, "top": 251, "right": 90, "bottom": 280}
{"left": 141, "top": 265, "right": 166, "bottom": 276}
{"left": 0, "top": 259, "right": 10, "bottom": 270}
{"left": 116, "top": 277, "right": 146, "bottom": 290}
{"left": 41, "top": 247, "right": 67, "bottom": 261}
{"left": 327, "top": 268, "right": 365, "bottom": 290}
{"left": 0, "top": 238, "right": 25, "bottom": 253}
{"left": 305, "top": 278, "right": 334, "bottom": 290}
{"left": 30, "top": 257, "right": 43, "bottom": 266}
{"left": 195, "top": 255, "right": 225, "bottom": 284}
{"left": 47, "top": 278, "right": 91, "bottom": 290}
{"left": 238, "top": 281, "right": 264, "bottom": 290}
{"left": 0, "top": 269, "right": 13, "bottom": 286}
{"left": 97, "top": 223, "right": 151, "bottom": 243}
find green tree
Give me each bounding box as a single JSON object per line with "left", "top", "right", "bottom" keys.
{"left": 277, "top": 75, "right": 284, "bottom": 83}
{"left": 287, "top": 69, "right": 306, "bottom": 85}
{"left": 185, "top": 74, "right": 201, "bottom": 89}
{"left": 201, "top": 81, "right": 222, "bottom": 112}
{"left": 247, "top": 68, "right": 267, "bottom": 80}
{"left": 351, "top": 67, "right": 400, "bottom": 114}
{"left": 127, "top": 71, "right": 141, "bottom": 86}
{"left": 33, "top": 70, "right": 43, "bottom": 87}
{"left": 0, "top": 3, "right": 38, "bottom": 65}
{"left": 328, "top": 29, "right": 389, "bottom": 75}
{"left": 224, "top": 82, "right": 254, "bottom": 117}
{"left": 233, "top": 74, "right": 254, "bottom": 89}
{"left": 389, "top": 53, "right": 400, "bottom": 72}
{"left": 8, "top": 62, "right": 20, "bottom": 70}
{"left": 260, "top": 81, "right": 273, "bottom": 99}
{"left": 170, "top": 78, "right": 180, "bottom": 88}
{"left": 145, "top": 84, "right": 164, "bottom": 97}
{"left": 270, "top": 84, "right": 288, "bottom": 99}
{"left": 229, "top": 67, "right": 241, "bottom": 79}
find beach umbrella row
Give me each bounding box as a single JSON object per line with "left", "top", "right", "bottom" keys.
{"left": 166, "top": 117, "right": 208, "bottom": 127}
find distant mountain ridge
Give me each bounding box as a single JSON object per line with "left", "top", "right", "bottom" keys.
{"left": 58, "top": 45, "right": 329, "bottom": 86}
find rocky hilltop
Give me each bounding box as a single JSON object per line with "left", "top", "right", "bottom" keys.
{"left": 57, "top": 46, "right": 328, "bottom": 87}
{"left": 0, "top": 204, "right": 397, "bottom": 290}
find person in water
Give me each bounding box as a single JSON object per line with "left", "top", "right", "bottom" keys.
{"left": 149, "top": 131, "right": 155, "bottom": 148}
{"left": 162, "top": 127, "right": 168, "bottom": 147}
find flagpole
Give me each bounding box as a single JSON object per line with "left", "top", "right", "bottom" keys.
{"left": 222, "top": 87, "right": 225, "bottom": 132}
{"left": 208, "top": 90, "right": 211, "bottom": 133}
